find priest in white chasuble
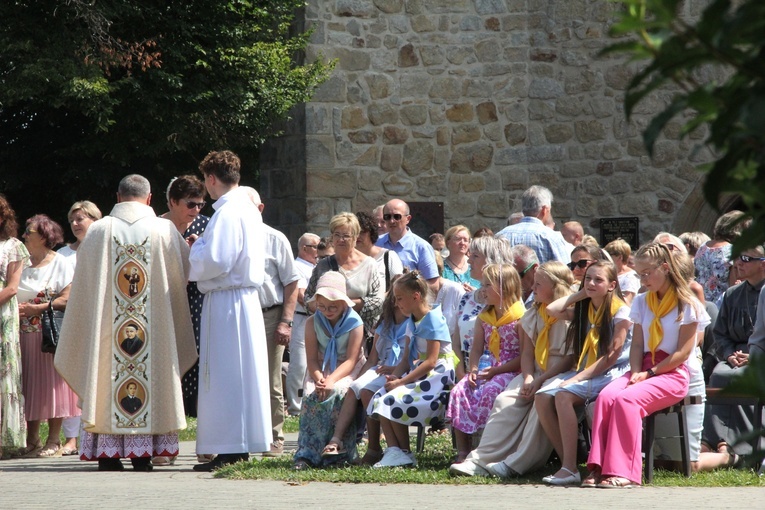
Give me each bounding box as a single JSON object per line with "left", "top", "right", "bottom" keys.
{"left": 55, "top": 174, "right": 197, "bottom": 472}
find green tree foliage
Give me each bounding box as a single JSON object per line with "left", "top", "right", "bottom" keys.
{"left": 0, "top": 0, "right": 331, "bottom": 229}
{"left": 604, "top": 0, "right": 765, "bottom": 252}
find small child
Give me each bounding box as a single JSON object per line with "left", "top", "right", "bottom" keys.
{"left": 368, "top": 271, "right": 455, "bottom": 468}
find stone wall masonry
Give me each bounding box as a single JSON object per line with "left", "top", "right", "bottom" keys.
{"left": 262, "top": 0, "right": 717, "bottom": 244}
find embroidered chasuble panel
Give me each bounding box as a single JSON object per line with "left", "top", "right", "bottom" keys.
{"left": 112, "top": 231, "right": 152, "bottom": 430}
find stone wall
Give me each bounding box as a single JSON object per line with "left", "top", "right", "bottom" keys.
{"left": 261, "top": 0, "right": 717, "bottom": 245}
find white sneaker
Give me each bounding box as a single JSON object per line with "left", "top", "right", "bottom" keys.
{"left": 372, "top": 447, "right": 415, "bottom": 468}
{"left": 405, "top": 450, "right": 417, "bottom": 467}
{"left": 486, "top": 461, "right": 520, "bottom": 479}
{"left": 449, "top": 459, "right": 490, "bottom": 477}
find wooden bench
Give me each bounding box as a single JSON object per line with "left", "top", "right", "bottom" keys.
{"left": 704, "top": 387, "right": 764, "bottom": 451}
{"left": 643, "top": 395, "right": 703, "bottom": 483}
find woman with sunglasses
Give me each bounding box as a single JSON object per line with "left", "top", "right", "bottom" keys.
{"left": 161, "top": 176, "right": 209, "bottom": 429}
{"left": 567, "top": 244, "right": 605, "bottom": 288}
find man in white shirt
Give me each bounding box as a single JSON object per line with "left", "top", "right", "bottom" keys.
{"left": 285, "top": 232, "right": 320, "bottom": 416}
{"left": 242, "top": 188, "right": 300, "bottom": 457}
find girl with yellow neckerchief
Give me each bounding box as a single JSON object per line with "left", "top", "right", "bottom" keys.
{"left": 535, "top": 260, "right": 632, "bottom": 486}
{"left": 446, "top": 264, "right": 525, "bottom": 462}
{"left": 586, "top": 242, "right": 709, "bottom": 488}
{"left": 449, "top": 261, "right": 575, "bottom": 478}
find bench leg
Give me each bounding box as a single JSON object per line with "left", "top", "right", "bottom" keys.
{"left": 677, "top": 407, "right": 691, "bottom": 477}
{"left": 416, "top": 424, "right": 426, "bottom": 453}
{"left": 644, "top": 414, "right": 656, "bottom": 484}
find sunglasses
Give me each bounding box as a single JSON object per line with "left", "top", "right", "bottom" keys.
{"left": 739, "top": 254, "right": 765, "bottom": 263}
{"left": 518, "top": 261, "right": 536, "bottom": 278}
{"left": 24, "top": 228, "right": 38, "bottom": 235}
{"left": 185, "top": 200, "right": 206, "bottom": 210}
{"left": 567, "top": 259, "right": 593, "bottom": 270}
{"left": 383, "top": 213, "right": 404, "bottom": 221}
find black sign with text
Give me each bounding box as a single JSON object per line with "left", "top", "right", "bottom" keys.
{"left": 599, "top": 217, "right": 639, "bottom": 250}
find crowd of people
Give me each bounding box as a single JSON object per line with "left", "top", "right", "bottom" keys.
{"left": 0, "top": 168, "right": 763, "bottom": 484}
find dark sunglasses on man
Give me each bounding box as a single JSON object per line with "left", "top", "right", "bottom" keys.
{"left": 739, "top": 254, "right": 765, "bottom": 263}
{"left": 383, "top": 213, "right": 404, "bottom": 221}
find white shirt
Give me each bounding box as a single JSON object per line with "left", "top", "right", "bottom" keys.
{"left": 294, "top": 256, "right": 315, "bottom": 314}
{"left": 629, "top": 293, "right": 710, "bottom": 355}
{"left": 256, "top": 224, "right": 301, "bottom": 309}
{"left": 434, "top": 278, "right": 466, "bottom": 333}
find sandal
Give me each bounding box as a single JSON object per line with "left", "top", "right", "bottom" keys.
{"left": 598, "top": 476, "right": 638, "bottom": 489}
{"left": 60, "top": 447, "right": 79, "bottom": 456}
{"left": 293, "top": 459, "right": 310, "bottom": 471}
{"left": 38, "top": 443, "right": 62, "bottom": 458}
{"left": 717, "top": 442, "right": 742, "bottom": 468}
{"left": 17, "top": 439, "right": 43, "bottom": 458}
{"left": 321, "top": 438, "right": 347, "bottom": 457}
{"left": 581, "top": 470, "right": 602, "bottom": 488}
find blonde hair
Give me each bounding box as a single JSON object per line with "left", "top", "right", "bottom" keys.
{"left": 536, "top": 261, "right": 576, "bottom": 302}
{"left": 581, "top": 234, "right": 599, "bottom": 247}
{"left": 67, "top": 200, "right": 102, "bottom": 222}
{"left": 482, "top": 263, "right": 522, "bottom": 310}
{"left": 329, "top": 212, "right": 360, "bottom": 238}
{"left": 444, "top": 225, "right": 470, "bottom": 244}
{"left": 635, "top": 242, "right": 696, "bottom": 315}
{"left": 394, "top": 270, "right": 431, "bottom": 304}
{"left": 604, "top": 238, "right": 631, "bottom": 262}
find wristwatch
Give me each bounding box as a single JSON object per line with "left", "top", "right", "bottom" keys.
{"left": 647, "top": 368, "right": 656, "bottom": 378}
{"left": 279, "top": 319, "right": 294, "bottom": 327}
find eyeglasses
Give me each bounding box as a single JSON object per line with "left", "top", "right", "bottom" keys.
{"left": 332, "top": 233, "right": 354, "bottom": 242}
{"left": 317, "top": 304, "right": 340, "bottom": 313}
{"left": 185, "top": 200, "right": 206, "bottom": 210}
{"left": 24, "top": 228, "right": 38, "bottom": 235}
{"left": 518, "top": 261, "right": 536, "bottom": 278}
{"left": 567, "top": 259, "right": 593, "bottom": 270}
{"left": 383, "top": 213, "right": 404, "bottom": 222}
{"left": 739, "top": 254, "right": 765, "bottom": 263}
{"left": 638, "top": 266, "right": 660, "bottom": 280}
{"left": 304, "top": 244, "right": 318, "bottom": 250}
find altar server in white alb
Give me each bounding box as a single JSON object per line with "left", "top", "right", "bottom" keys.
{"left": 55, "top": 174, "right": 197, "bottom": 472}
{"left": 189, "top": 150, "right": 271, "bottom": 471}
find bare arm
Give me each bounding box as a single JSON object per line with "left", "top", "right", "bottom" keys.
{"left": 546, "top": 288, "right": 587, "bottom": 321}
{"left": 51, "top": 284, "right": 71, "bottom": 311}
{"left": 0, "top": 260, "right": 22, "bottom": 307}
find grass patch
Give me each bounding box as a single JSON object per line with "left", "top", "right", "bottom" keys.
{"left": 216, "top": 433, "right": 765, "bottom": 487}
{"left": 284, "top": 415, "right": 299, "bottom": 434}
{"left": 179, "top": 416, "right": 197, "bottom": 442}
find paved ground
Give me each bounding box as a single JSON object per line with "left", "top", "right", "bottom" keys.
{"left": 1, "top": 432, "right": 764, "bottom": 509}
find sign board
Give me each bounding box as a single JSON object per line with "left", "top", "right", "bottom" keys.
{"left": 599, "top": 217, "right": 639, "bottom": 250}
{"left": 408, "top": 202, "right": 444, "bottom": 240}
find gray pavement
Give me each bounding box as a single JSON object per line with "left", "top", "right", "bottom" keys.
{"left": 1, "top": 432, "right": 764, "bottom": 509}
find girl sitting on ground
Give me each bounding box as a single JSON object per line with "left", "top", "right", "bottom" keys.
{"left": 321, "top": 282, "right": 409, "bottom": 466}
{"left": 446, "top": 264, "right": 524, "bottom": 462}
{"left": 535, "top": 261, "right": 632, "bottom": 486}
{"left": 368, "top": 271, "right": 455, "bottom": 468}
{"left": 293, "top": 271, "right": 366, "bottom": 470}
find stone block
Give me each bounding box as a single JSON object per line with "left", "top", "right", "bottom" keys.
{"left": 461, "top": 174, "right": 485, "bottom": 192}
{"left": 555, "top": 97, "right": 583, "bottom": 117}
{"left": 335, "top": 0, "right": 378, "bottom": 17}
{"left": 504, "top": 123, "right": 527, "bottom": 145}
{"left": 483, "top": 123, "right": 502, "bottom": 141}
{"left": 400, "top": 73, "right": 433, "bottom": 97}
{"left": 382, "top": 174, "right": 415, "bottom": 195}
{"left": 436, "top": 126, "right": 450, "bottom": 145}
{"left": 307, "top": 198, "right": 334, "bottom": 225}
{"left": 368, "top": 103, "right": 399, "bottom": 125}
{"left": 412, "top": 15, "right": 437, "bottom": 32}
{"left": 542, "top": 123, "right": 571, "bottom": 144}
{"left": 400, "top": 104, "right": 429, "bottom": 125}
{"left": 474, "top": 0, "right": 506, "bottom": 14}
{"left": 482, "top": 63, "right": 513, "bottom": 77}
{"left": 358, "top": 169, "right": 384, "bottom": 191}
{"left": 446, "top": 103, "right": 474, "bottom": 122}
{"left": 398, "top": 43, "right": 420, "bottom": 67}
{"left": 430, "top": 105, "right": 447, "bottom": 124}
{"left": 384, "top": 35, "right": 399, "bottom": 49}
{"left": 459, "top": 15, "right": 482, "bottom": 31}
{"left": 419, "top": 45, "right": 445, "bottom": 66}
{"left": 365, "top": 73, "right": 395, "bottom": 99}
{"left": 341, "top": 106, "right": 368, "bottom": 129}
{"left": 422, "top": 0, "right": 470, "bottom": 13}
{"left": 434, "top": 146, "right": 451, "bottom": 172}
{"left": 346, "top": 81, "right": 369, "bottom": 104}
{"left": 485, "top": 17, "right": 500, "bottom": 31}
{"left": 312, "top": 75, "right": 347, "bottom": 103}
{"left": 452, "top": 125, "right": 481, "bottom": 145}
{"left": 383, "top": 125, "right": 410, "bottom": 144}
{"left": 416, "top": 175, "right": 449, "bottom": 197}
{"left": 446, "top": 46, "right": 474, "bottom": 65}
{"left": 590, "top": 98, "right": 615, "bottom": 119}
{"left": 354, "top": 146, "right": 379, "bottom": 166}
{"left": 373, "top": 0, "right": 403, "bottom": 13}
{"left": 450, "top": 143, "right": 494, "bottom": 173}
{"left": 412, "top": 126, "right": 436, "bottom": 139}
{"left": 602, "top": 143, "right": 622, "bottom": 160}
{"left": 380, "top": 145, "right": 402, "bottom": 172}
{"left": 605, "top": 64, "right": 634, "bottom": 90}
{"left": 475, "top": 39, "right": 501, "bottom": 63}
{"left": 619, "top": 194, "right": 654, "bottom": 215}
{"left": 465, "top": 79, "right": 492, "bottom": 98}
{"left": 565, "top": 69, "right": 600, "bottom": 94}
{"left": 389, "top": 15, "right": 410, "bottom": 33}
{"left": 335, "top": 48, "right": 371, "bottom": 71}
{"left": 559, "top": 161, "right": 592, "bottom": 178}
{"left": 306, "top": 138, "right": 336, "bottom": 168}
{"left": 478, "top": 192, "right": 509, "bottom": 218}
{"left": 502, "top": 101, "right": 527, "bottom": 122}
{"left": 445, "top": 194, "right": 477, "bottom": 219}
{"left": 306, "top": 105, "right": 330, "bottom": 134}
{"left": 575, "top": 120, "right": 606, "bottom": 143}
{"left": 429, "top": 77, "right": 462, "bottom": 100}
{"left": 499, "top": 168, "right": 529, "bottom": 191}
{"left": 307, "top": 170, "right": 357, "bottom": 197}
{"left": 528, "top": 100, "right": 554, "bottom": 120}
{"left": 476, "top": 102, "right": 498, "bottom": 124}
{"left": 529, "top": 78, "right": 564, "bottom": 99}
{"left": 402, "top": 140, "right": 435, "bottom": 175}
{"left": 495, "top": 146, "right": 564, "bottom": 165}
{"left": 348, "top": 130, "right": 378, "bottom": 144}
{"left": 651, "top": 140, "right": 678, "bottom": 168}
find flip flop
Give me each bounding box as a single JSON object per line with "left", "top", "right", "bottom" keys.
{"left": 321, "top": 443, "right": 347, "bottom": 457}
{"left": 581, "top": 471, "right": 601, "bottom": 488}
{"left": 60, "top": 447, "right": 79, "bottom": 456}
{"left": 598, "top": 476, "right": 638, "bottom": 489}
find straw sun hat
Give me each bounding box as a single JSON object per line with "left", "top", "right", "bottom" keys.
{"left": 307, "top": 271, "right": 354, "bottom": 307}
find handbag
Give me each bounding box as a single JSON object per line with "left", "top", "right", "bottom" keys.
{"left": 41, "top": 301, "right": 64, "bottom": 354}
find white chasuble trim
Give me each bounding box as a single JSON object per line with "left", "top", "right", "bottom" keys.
{"left": 111, "top": 223, "right": 152, "bottom": 431}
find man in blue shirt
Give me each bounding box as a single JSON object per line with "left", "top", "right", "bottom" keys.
{"left": 375, "top": 199, "right": 439, "bottom": 287}
{"left": 496, "top": 185, "right": 571, "bottom": 264}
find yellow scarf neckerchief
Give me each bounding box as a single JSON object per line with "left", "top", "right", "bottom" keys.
{"left": 576, "top": 297, "right": 626, "bottom": 370}
{"left": 534, "top": 304, "right": 557, "bottom": 370}
{"left": 479, "top": 301, "right": 525, "bottom": 361}
{"left": 646, "top": 287, "right": 678, "bottom": 363}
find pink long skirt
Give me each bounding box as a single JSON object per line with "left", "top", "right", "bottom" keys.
{"left": 19, "top": 332, "right": 81, "bottom": 421}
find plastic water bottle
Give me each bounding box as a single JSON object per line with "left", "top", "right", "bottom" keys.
{"left": 475, "top": 350, "right": 493, "bottom": 396}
